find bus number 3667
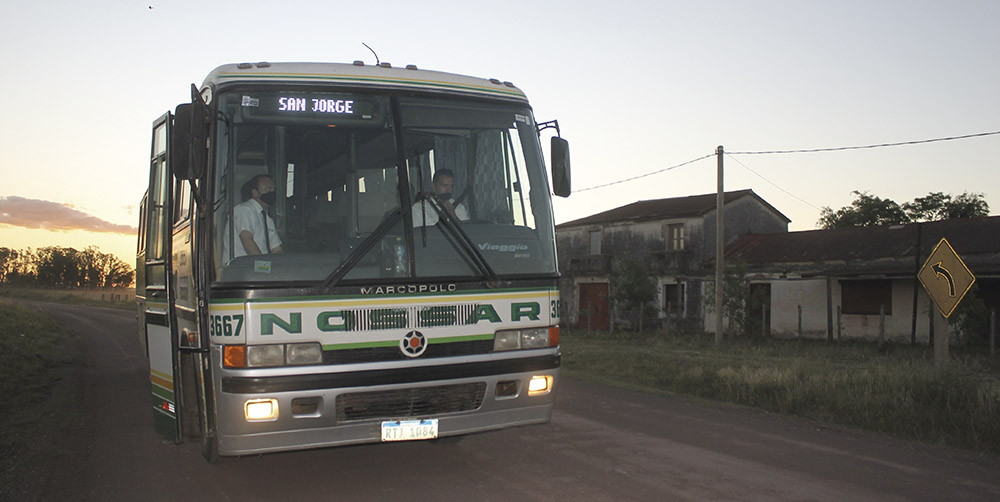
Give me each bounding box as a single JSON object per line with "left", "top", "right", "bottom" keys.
{"left": 210, "top": 315, "right": 244, "bottom": 338}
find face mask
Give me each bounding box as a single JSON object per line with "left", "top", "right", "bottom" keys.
{"left": 259, "top": 191, "right": 277, "bottom": 206}
{"left": 438, "top": 192, "right": 452, "bottom": 201}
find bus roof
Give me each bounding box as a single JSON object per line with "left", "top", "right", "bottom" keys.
{"left": 203, "top": 62, "right": 529, "bottom": 102}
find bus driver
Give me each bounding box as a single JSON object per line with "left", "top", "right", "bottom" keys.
{"left": 232, "top": 174, "right": 284, "bottom": 257}
{"left": 412, "top": 169, "right": 470, "bottom": 227}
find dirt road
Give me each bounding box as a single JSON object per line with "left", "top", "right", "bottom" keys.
{"left": 20, "top": 302, "right": 1000, "bottom": 501}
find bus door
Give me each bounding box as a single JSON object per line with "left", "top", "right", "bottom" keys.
{"left": 142, "top": 113, "right": 181, "bottom": 443}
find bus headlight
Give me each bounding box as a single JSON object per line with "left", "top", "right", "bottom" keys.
{"left": 238, "top": 343, "right": 323, "bottom": 368}
{"left": 247, "top": 345, "right": 285, "bottom": 367}
{"left": 494, "top": 330, "right": 522, "bottom": 351}
{"left": 493, "top": 327, "right": 559, "bottom": 352}
{"left": 286, "top": 343, "right": 322, "bottom": 365}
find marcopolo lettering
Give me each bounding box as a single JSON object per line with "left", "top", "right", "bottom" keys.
{"left": 361, "top": 284, "right": 458, "bottom": 295}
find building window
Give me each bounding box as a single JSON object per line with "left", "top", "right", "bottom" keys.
{"left": 841, "top": 280, "right": 892, "bottom": 315}
{"left": 589, "top": 230, "right": 602, "bottom": 255}
{"left": 664, "top": 282, "right": 685, "bottom": 314}
{"left": 667, "top": 223, "right": 685, "bottom": 251}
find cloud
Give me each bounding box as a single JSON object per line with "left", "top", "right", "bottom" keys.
{"left": 0, "top": 196, "right": 137, "bottom": 234}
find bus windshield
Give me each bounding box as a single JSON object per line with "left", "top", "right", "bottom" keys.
{"left": 212, "top": 90, "right": 558, "bottom": 285}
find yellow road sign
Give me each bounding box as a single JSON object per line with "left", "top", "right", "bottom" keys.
{"left": 918, "top": 238, "right": 975, "bottom": 318}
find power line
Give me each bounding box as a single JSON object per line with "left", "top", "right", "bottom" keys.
{"left": 725, "top": 154, "right": 822, "bottom": 210}
{"left": 728, "top": 130, "right": 1000, "bottom": 155}
{"left": 572, "top": 128, "right": 1000, "bottom": 194}
{"left": 575, "top": 154, "right": 714, "bottom": 192}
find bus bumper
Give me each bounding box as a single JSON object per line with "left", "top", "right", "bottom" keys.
{"left": 212, "top": 353, "right": 559, "bottom": 456}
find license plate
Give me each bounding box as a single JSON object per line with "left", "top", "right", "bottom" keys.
{"left": 381, "top": 419, "right": 439, "bottom": 442}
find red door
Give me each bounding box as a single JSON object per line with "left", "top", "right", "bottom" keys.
{"left": 578, "top": 283, "right": 609, "bottom": 330}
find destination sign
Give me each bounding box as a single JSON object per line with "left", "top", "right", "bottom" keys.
{"left": 241, "top": 93, "right": 379, "bottom": 121}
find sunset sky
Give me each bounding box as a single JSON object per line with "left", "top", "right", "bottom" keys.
{"left": 1, "top": 0, "right": 997, "bottom": 267}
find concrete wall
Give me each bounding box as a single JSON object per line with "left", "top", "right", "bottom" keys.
{"left": 732, "top": 278, "right": 948, "bottom": 343}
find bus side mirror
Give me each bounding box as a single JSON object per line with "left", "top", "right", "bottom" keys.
{"left": 550, "top": 136, "right": 571, "bottom": 197}
{"left": 171, "top": 84, "right": 208, "bottom": 180}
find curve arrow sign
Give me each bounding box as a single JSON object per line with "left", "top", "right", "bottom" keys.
{"left": 931, "top": 262, "right": 956, "bottom": 297}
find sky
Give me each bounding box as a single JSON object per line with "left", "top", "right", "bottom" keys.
{"left": 1, "top": 0, "right": 998, "bottom": 267}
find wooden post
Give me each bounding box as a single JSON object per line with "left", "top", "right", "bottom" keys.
{"left": 928, "top": 303, "right": 934, "bottom": 347}
{"left": 837, "top": 305, "right": 842, "bottom": 342}
{"left": 879, "top": 304, "right": 886, "bottom": 345}
{"left": 910, "top": 223, "right": 922, "bottom": 345}
{"left": 797, "top": 305, "right": 802, "bottom": 340}
{"left": 761, "top": 303, "right": 766, "bottom": 338}
{"left": 933, "top": 309, "right": 948, "bottom": 368}
{"left": 826, "top": 277, "right": 834, "bottom": 341}
{"left": 715, "top": 146, "right": 724, "bottom": 344}
{"left": 991, "top": 307, "right": 996, "bottom": 357}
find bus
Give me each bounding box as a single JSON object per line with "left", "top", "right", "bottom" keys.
{"left": 135, "top": 61, "right": 571, "bottom": 462}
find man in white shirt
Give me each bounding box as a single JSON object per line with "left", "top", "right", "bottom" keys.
{"left": 412, "top": 169, "right": 469, "bottom": 227}
{"left": 231, "top": 175, "right": 284, "bottom": 257}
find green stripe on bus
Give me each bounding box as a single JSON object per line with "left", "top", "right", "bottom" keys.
{"left": 322, "top": 340, "right": 399, "bottom": 351}
{"left": 427, "top": 333, "right": 494, "bottom": 344}
{"left": 151, "top": 385, "right": 174, "bottom": 403}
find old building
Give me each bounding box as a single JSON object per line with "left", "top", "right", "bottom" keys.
{"left": 556, "top": 189, "right": 790, "bottom": 330}
{"left": 721, "top": 216, "right": 1000, "bottom": 343}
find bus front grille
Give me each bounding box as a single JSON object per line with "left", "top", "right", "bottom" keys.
{"left": 323, "top": 339, "right": 493, "bottom": 364}
{"left": 336, "top": 382, "right": 487, "bottom": 422}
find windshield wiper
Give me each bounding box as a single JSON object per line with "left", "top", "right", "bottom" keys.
{"left": 418, "top": 193, "right": 500, "bottom": 287}
{"left": 317, "top": 208, "right": 406, "bottom": 291}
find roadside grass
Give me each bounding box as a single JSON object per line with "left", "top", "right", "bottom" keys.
{"left": 561, "top": 328, "right": 1000, "bottom": 455}
{"left": 0, "top": 301, "right": 71, "bottom": 498}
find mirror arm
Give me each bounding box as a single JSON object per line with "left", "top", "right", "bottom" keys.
{"left": 536, "top": 119, "right": 561, "bottom": 137}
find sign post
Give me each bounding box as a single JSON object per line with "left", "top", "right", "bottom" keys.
{"left": 917, "top": 238, "right": 975, "bottom": 367}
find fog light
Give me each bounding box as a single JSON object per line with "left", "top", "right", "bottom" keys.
{"left": 245, "top": 398, "right": 278, "bottom": 421}
{"left": 528, "top": 375, "right": 553, "bottom": 396}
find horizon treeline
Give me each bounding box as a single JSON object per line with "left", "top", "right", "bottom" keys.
{"left": 0, "top": 246, "right": 133, "bottom": 289}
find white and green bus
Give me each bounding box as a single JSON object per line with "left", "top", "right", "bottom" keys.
{"left": 136, "top": 62, "right": 571, "bottom": 462}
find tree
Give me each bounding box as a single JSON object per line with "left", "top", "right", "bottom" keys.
{"left": 704, "top": 262, "right": 759, "bottom": 337}
{"left": 819, "top": 191, "right": 990, "bottom": 229}
{"left": 818, "top": 191, "right": 907, "bottom": 229}
{"left": 608, "top": 253, "right": 658, "bottom": 334}
{"left": 903, "top": 191, "right": 989, "bottom": 221}
{"left": 1, "top": 246, "right": 134, "bottom": 288}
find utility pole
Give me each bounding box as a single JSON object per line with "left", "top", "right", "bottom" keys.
{"left": 715, "top": 146, "right": 724, "bottom": 344}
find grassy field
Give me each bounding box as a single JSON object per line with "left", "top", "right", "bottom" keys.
{"left": 0, "top": 301, "right": 71, "bottom": 498}
{"left": 561, "top": 328, "right": 1000, "bottom": 455}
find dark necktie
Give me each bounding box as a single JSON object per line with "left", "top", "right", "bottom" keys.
{"left": 261, "top": 210, "right": 271, "bottom": 253}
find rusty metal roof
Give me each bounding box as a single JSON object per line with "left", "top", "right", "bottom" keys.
{"left": 556, "top": 189, "right": 790, "bottom": 228}
{"left": 723, "top": 216, "right": 1000, "bottom": 276}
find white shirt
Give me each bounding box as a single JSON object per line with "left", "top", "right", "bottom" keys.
{"left": 229, "top": 198, "right": 282, "bottom": 258}
{"left": 411, "top": 198, "right": 469, "bottom": 227}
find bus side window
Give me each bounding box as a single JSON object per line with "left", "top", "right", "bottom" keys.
{"left": 174, "top": 178, "right": 192, "bottom": 224}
